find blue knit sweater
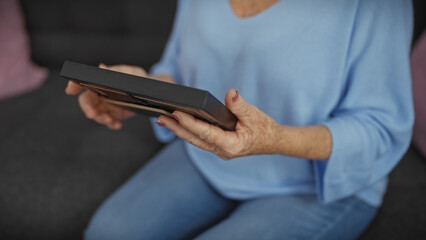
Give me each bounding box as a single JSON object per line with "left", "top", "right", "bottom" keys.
{"left": 150, "top": 0, "right": 414, "bottom": 206}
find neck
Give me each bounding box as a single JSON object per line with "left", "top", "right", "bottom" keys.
{"left": 230, "top": 0, "right": 279, "bottom": 18}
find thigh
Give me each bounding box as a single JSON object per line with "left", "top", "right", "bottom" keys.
{"left": 84, "top": 139, "right": 236, "bottom": 240}
{"left": 196, "top": 194, "right": 378, "bottom": 240}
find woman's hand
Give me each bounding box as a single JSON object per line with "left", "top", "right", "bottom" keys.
{"left": 157, "top": 88, "right": 332, "bottom": 160}
{"left": 157, "top": 89, "right": 280, "bottom": 160}
{"left": 65, "top": 64, "right": 149, "bottom": 130}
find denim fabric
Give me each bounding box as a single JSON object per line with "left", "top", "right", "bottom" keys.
{"left": 84, "top": 139, "right": 377, "bottom": 240}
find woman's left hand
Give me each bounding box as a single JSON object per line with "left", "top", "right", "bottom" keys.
{"left": 157, "top": 89, "right": 280, "bottom": 160}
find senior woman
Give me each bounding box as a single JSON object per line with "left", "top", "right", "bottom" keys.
{"left": 66, "top": 0, "right": 414, "bottom": 239}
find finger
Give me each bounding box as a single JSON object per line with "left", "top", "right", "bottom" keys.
{"left": 93, "top": 113, "right": 114, "bottom": 125}
{"left": 102, "top": 65, "right": 129, "bottom": 73}
{"left": 98, "top": 63, "right": 108, "bottom": 69}
{"left": 78, "top": 88, "right": 134, "bottom": 121}
{"left": 92, "top": 111, "right": 123, "bottom": 130}
{"left": 65, "top": 81, "right": 84, "bottom": 95}
{"left": 100, "top": 64, "right": 147, "bottom": 77}
{"left": 106, "top": 121, "right": 122, "bottom": 130}
{"left": 158, "top": 115, "right": 217, "bottom": 153}
{"left": 105, "top": 103, "right": 135, "bottom": 120}
{"left": 119, "top": 108, "right": 136, "bottom": 119}
{"left": 224, "top": 89, "right": 253, "bottom": 122}
{"left": 170, "top": 111, "right": 232, "bottom": 147}
{"left": 78, "top": 90, "right": 104, "bottom": 119}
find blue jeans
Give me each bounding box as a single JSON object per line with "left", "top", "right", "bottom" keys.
{"left": 84, "top": 139, "right": 378, "bottom": 240}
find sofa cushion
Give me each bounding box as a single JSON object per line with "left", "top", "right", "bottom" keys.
{"left": 0, "top": 70, "right": 163, "bottom": 240}
{"left": 0, "top": 0, "right": 47, "bottom": 99}
{"left": 411, "top": 31, "right": 426, "bottom": 158}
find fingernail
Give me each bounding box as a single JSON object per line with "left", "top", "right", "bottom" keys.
{"left": 232, "top": 90, "right": 239, "bottom": 103}
{"left": 172, "top": 113, "right": 181, "bottom": 121}
{"left": 156, "top": 120, "right": 165, "bottom": 126}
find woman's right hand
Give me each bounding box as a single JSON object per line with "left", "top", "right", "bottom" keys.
{"left": 65, "top": 64, "right": 151, "bottom": 130}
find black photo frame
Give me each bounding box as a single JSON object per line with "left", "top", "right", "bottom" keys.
{"left": 60, "top": 61, "right": 237, "bottom": 131}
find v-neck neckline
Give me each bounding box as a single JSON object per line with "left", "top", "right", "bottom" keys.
{"left": 225, "top": 0, "right": 282, "bottom": 22}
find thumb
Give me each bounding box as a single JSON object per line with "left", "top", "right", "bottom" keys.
{"left": 225, "top": 89, "right": 252, "bottom": 121}
{"left": 98, "top": 63, "right": 108, "bottom": 69}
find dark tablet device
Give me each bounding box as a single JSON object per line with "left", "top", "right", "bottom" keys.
{"left": 60, "top": 61, "right": 237, "bottom": 131}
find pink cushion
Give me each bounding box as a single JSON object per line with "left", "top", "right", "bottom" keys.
{"left": 411, "top": 31, "right": 426, "bottom": 158}
{"left": 0, "top": 0, "right": 47, "bottom": 100}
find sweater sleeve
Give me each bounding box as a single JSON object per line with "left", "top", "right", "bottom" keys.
{"left": 149, "top": 0, "right": 189, "bottom": 143}
{"left": 314, "top": 0, "right": 414, "bottom": 204}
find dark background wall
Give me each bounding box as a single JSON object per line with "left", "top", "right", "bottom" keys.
{"left": 413, "top": 0, "right": 426, "bottom": 44}
{"left": 21, "top": 0, "right": 176, "bottom": 70}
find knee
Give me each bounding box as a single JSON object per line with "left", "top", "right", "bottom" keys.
{"left": 84, "top": 207, "right": 130, "bottom": 240}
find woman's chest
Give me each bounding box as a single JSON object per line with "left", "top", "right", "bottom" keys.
{"left": 177, "top": 0, "right": 358, "bottom": 120}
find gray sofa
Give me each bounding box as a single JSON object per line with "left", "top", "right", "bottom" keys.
{"left": 0, "top": 1, "right": 425, "bottom": 239}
